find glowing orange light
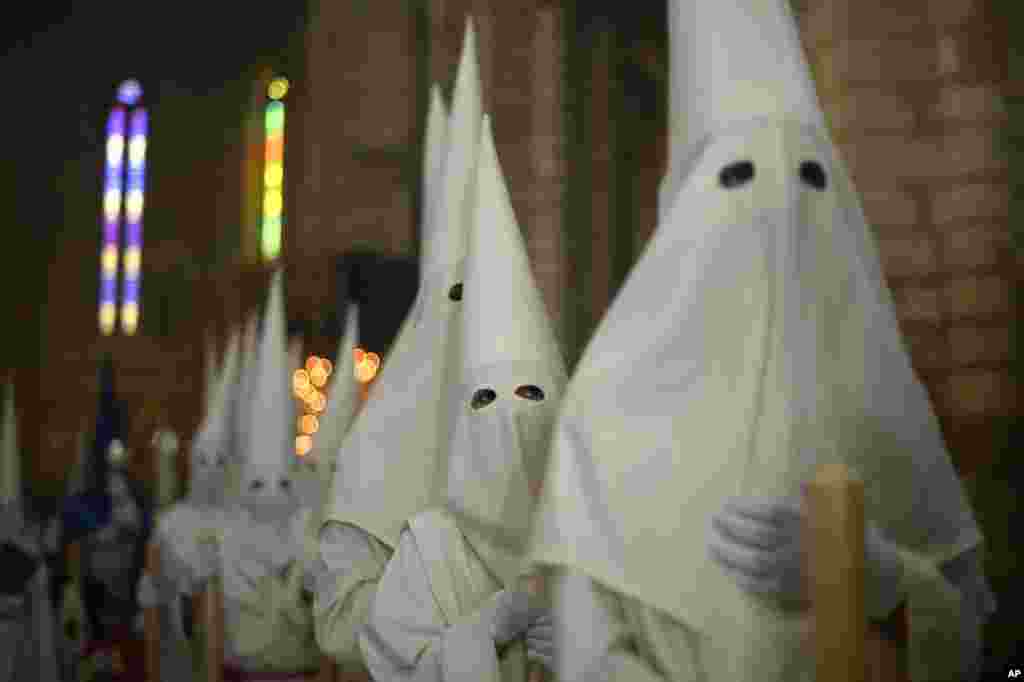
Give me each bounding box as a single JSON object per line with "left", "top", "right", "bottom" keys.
{"left": 295, "top": 435, "right": 313, "bottom": 457}
{"left": 310, "top": 366, "right": 327, "bottom": 387}
{"left": 321, "top": 359, "right": 333, "bottom": 376}
{"left": 353, "top": 348, "right": 366, "bottom": 365}
{"left": 292, "top": 369, "right": 310, "bottom": 393}
{"left": 305, "top": 356, "right": 319, "bottom": 372}
{"left": 311, "top": 393, "right": 327, "bottom": 413}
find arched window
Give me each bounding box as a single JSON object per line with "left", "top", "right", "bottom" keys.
{"left": 99, "top": 79, "right": 148, "bottom": 336}
{"left": 261, "top": 77, "right": 288, "bottom": 262}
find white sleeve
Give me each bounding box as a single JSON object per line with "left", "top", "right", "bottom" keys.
{"left": 315, "top": 523, "right": 376, "bottom": 599}
{"left": 938, "top": 547, "right": 997, "bottom": 682}
{"left": 552, "top": 569, "right": 618, "bottom": 682}
{"left": 360, "top": 529, "right": 500, "bottom": 682}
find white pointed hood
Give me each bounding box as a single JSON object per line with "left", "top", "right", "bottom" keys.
{"left": 204, "top": 330, "right": 221, "bottom": 417}
{"left": 658, "top": 0, "right": 825, "bottom": 221}
{"left": 402, "top": 83, "right": 451, "bottom": 333}
{"left": 446, "top": 116, "right": 567, "bottom": 585}
{"left": 529, "top": 0, "right": 982, "bottom": 657}
{"left": 190, "top": 326, "right": 242, "bottom": 507}
{"left": 311, "top": 303, "right": 361, "bottom": 489}
{"left": 326, "top": 19, "right": 481, "bottom": 549}
{"left": 233, "top": 310, "right": 261, "bottom": 468}
{"left": 238, "top": 270, "right": 297, "bottom": 509}
{"left": 0, "top": 381, "right": 19, "bottom": 506}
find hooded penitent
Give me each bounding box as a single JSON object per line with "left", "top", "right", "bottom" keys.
{"left": 325, "top": 23, "right": 479, "bottom": 551}
{"left": 190, "top": 327, "right": 243, "bottom": 508}
{"left": 237, "top": 270, "right": 298, "bottom": 517}
{"left": 528, "top": 0, "right": 982, "bottom": 678}
{"left": 445, "top": 114, "right": 567, "bottom": 587}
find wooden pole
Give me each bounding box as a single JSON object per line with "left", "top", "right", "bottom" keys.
{"left": 201, "top": 575, "right": 225, "bottom": 682}
{"left": 143, "top": 542, "right": 162, "bottom": 682}
{"left": 316, "top": 656, "right": 336, "bottom": 682}
{"left": 804, "top": 463, "right": 867, "bottom": 682}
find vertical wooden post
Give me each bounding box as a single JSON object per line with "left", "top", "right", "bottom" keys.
{"left": 316, "top": 656, "right": 336, "bottom": 682}
{"left": 143, "top": 541, "right": 161, "bottom": 682}
{"left": 805, "top": 463, "right": 867, "bottom": 682}
{"left": 201, "top": 575, "right": 225, "bottom": 682}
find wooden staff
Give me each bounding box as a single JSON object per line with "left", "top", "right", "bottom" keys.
{"left": 200, "top": 573, "right": 225, "bottom": 682}
{"left": 316, "top": 656, "right": 337, "bottom": 682}
{"left": 804, "top": 463, "right": 866, "bottom": 682}
{"left": 143, "top": 541, "right": 162, "bottom": 682}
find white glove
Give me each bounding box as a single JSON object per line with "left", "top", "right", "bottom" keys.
{"left": 136, "top": 573, "right": 161, "bottom": 608}
{"left": 708, "top": 493, "right": 905, "bottom": 619}
{"left": 480, "top": 590, "right": 550, "bottom": 647}
{"left": 525, "top": 613, "right": 554, "bottom": 670}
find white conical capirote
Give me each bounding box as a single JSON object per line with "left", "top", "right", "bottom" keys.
{"left": 204, "top": 330, "right": 220, "bottom": 416}
{"left": 0, "top": 382, "right": 19, "bottom": 504}
{"left": 420, "top": 18, "right": 482, "bottom": 280}
{"left": 420, "top": 84, "right": 449, "bottom": 274}
{"left": 309, "top": 303, "right": 360, "bottom": 482}
{"left": 325, "top": 20, "right": 481, "bottom": 548}
{"left": 233, "top": 310, "right": 261, "bottom": 459}
{"left": 240, "top": 270, "right": 293, "bottom": 493}
{"left": 659, "top": 0, "right": 825, "bottom": 218}
{"left": 462, "top": 116, "right": 564, "bottom": 379}
{"left": 190, "top": 326, "right": 242, "bottom": 496}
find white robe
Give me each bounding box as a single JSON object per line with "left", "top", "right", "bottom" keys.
{"left": 216, "top": 505, "right": 321, "bottom": 675}
{"left": 313, "top": 522, "right": 390, "bottom": 672}
{"left": 552, "top": 547, "right": 994, "bottom": 682}
{"left": 361, "top": 509, "right": 527, "bottom": 682}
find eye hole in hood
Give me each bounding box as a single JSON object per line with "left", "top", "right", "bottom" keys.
{"left": 719, "top": 160, "right": 755, "bottom": 189}
{"left": 514, "top": 385, "right": 545, "bottom": 402}
{"left": 471, "top": 388, "right": 497, "bottom": 410}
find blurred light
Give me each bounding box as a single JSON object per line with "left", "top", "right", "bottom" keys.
{"left": 125, "top": 190, "right": 144, "bottom": 222}
{"left": 106, "top": 135, "right": 125, "bottom": 167}
{"left": 295, "top": 435, "right": 312, "bottom": 457}
{"left": 264, "top": 163, "right": 283, "bottom": 187}
{"left": 300, "top": 414, "right": 319, "bottom": 435}
{"left": 265, "top": 101, "right": 285, "bottom": 132}
{"left": 104, "top": 189, "right": 122, "bottom": 220}
{"left": 293, "top": 369, "right": 310, "bottom": 392}
{"left": 128, "top": 136, "right": 147, "bottom": 167}
{"left": 116, "top": 79, "right": 143, "bottom": 106}
{"left": 99, "top": 304, "right": 116, "bottom": 336}
{"left": 311, "top": 392, "right": 326, "bottom": 413}
{"left": 268, "top": 77, "right": 289, "bottom": 101}
{"left": 321, "top": 359, "right": 333, "bottom": 376}
{"left": 353, "top": 348, "right": 366, "bottom": 365}
{"left": 310, "top": 366, "right": 327, "bottom": 388}
{"left": 261, "top": 219, "right": 282, "bottom": 261}
{"left": 355, "top": 351, "right": 381, "bottom": 383}
{"left": 121, "top": 302, "right": 139, "bottom": 335}
{"left": 305, "top": 356, "right": 319, "bottom": 372}
{"left": 101, "top": 244, "right": 119, "bottom": 276}
{"left": 122, "top": 246, "right": 141, "bottom": 277}
{"left": 263, "top": 188, "right": 283, "bottom": 217}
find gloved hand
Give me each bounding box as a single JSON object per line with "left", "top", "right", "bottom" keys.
{"left": 480, "top": 589, "right": 550, "bottom": 647}
{"left": 524, "top": 612, "right": 554, "bottom": 670}
{"left": 708, "top": 493, "right": 906, "bottom": 619}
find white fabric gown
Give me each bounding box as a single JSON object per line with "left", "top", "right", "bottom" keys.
{"left": 361, "top": 509, "right": 528, "bottom": 682}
